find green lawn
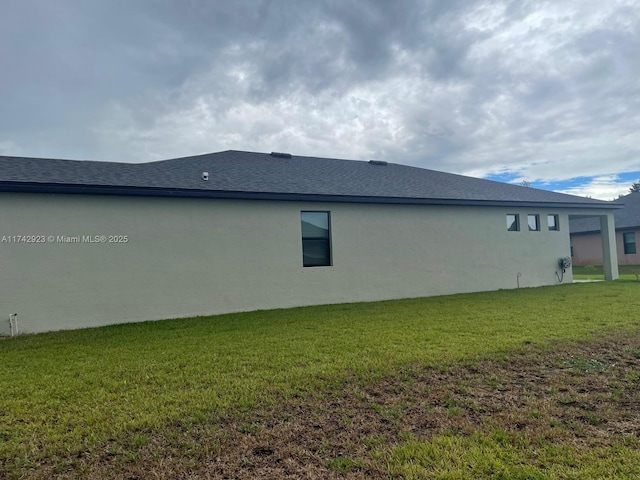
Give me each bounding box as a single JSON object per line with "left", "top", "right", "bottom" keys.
{"left": 1, "top": 281, "right": 639, "bottom": 478}
{"left": 573, "top": 264, "right": 640, "bottom": 281}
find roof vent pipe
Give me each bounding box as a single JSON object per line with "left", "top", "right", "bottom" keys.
{"left": 270, "top": 152, "right": 292, "bottom": 159}
{"left": 202, "top": 172, "right": 209, "bottom": 181}
{"left": 369, "top": 160, "right": 387, "bottom": 166}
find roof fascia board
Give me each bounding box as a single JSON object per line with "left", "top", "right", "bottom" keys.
{"left": 0, "top": 182, "right": 620, "bottom": 210}
{"left": 572, "top": 225, "right": 640, "bottom": 235}
{"left": 570, "top": 230, "right": 602, "bottom": 236}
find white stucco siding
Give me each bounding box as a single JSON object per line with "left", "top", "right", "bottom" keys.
{"left": 331, "top": 206, "right": 567, "bottom": 297}
{"left": 1, "top": 193, "right": 575, "bottom": 334}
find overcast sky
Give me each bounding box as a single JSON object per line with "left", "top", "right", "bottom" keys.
{"left": 1, "top": 0, "right": 639, "bottom": 199}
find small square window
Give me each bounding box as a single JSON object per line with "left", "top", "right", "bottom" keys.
{"left": 528, "top": 214, "right": 540, "bottom": 231}
{"left": 623, "top": 232, "right": 636, "bottom": 255}
{"left": 507, "top": 214, "right": 519, "bottom": 232}
{"left": 548, "top": 214, "right": 559, "bottom": 231}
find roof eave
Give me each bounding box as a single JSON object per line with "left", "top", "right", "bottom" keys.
{"left": 571, "top": 225, "right": 640, "bottom": 235}
{"left": 0, "top": 182, "right": 619, "bottom": 210}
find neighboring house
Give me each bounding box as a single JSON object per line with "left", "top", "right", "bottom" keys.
{"left": 0, "top": 150, "right": 620, "bottom": 334}
{"left": 569, "top": 192, "right": 640, "bottom": 266}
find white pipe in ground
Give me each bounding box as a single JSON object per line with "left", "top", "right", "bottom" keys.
{"left": 9, "top": 313, "right": 18, "bottom": 336}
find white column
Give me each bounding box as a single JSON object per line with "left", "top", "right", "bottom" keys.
{"left": 600, "top": 213, "right": 619, "bottom": 281}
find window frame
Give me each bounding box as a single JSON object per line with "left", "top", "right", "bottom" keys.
{"left": 527, "top": 214, "right": 540, "bottom": 232}
{"left": 301, "top": 211, "right": 332, "bottom": 267}
{"left": 547, "top": 214, "right": 559, "bottom": 231}
{"left": 623, "top": 232, "right": 637, "bottom": 255}
{"left": 506, "top": 214, "right": 520, "bottom": 232}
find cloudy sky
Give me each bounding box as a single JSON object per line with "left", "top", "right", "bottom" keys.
{"left": 1, "top": 0, "right": 639, "bottom": 199}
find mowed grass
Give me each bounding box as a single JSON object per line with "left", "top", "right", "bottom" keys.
{"left": 386, "top": 431, "right": 640, "bottom": 479}
{"left": 1, "top": 281, "right": 639, "bottom": 478}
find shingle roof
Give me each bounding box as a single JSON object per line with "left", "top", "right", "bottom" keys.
{"left": 0, "top": 150, "right": 618, "bottom": 208}
{"left": 570, "top": 193, "right": 640, "bottom": 233}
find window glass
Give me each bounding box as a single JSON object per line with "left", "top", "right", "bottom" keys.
{"left": 301, "top": 212, "right": 331, "bottom": 267}
{"left": 507, "top": 214, "right": 519, "bottom": 231}
{"left": 548, "top": 214, "right": 559, "bottom": 231}
{"left": 623, "top": 232, "right": 637, "bottom": 254}
{"left": 528, "top": 214, "right": 540, "bottom": 231}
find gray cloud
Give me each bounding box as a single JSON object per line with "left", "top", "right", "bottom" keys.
{"left": 0, "top": 0, "right": 638, "bottom": 197}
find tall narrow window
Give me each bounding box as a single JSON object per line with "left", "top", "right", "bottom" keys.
{"left": 528, "top": 214, "right": 540, "bottom": 231}
{"left": 548, "top": 214, "right": 559, "bottom": 231}
{"left": 507, "top": 214, "right": 519, "bottom": 232}
{"left": 301, "top": 211, "right": 331, "bottom": 267}
{"left": 623, "top": 232, "right": 637, "bottom": 254}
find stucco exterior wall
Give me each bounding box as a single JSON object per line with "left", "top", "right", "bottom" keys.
{"left": 1, "top": 193, "right": 578, "bottom": 334}
{"left": 571, "top": 230, "right": 640, "bottom": 266}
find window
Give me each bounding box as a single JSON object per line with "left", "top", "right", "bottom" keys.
{"left": 548, "top": 214, "right": 559, "bottom": 231}
{"left": 507, "top": 214, "right": 519, "bottom": 231}
{"left": 301, "top": 211, "right": 331, "bottom": 267}
{"left": 528, "top": 214, "right": 540, "bottom": 231}
{"left": 623, "top": 232, "right": 637, "bottom": 254}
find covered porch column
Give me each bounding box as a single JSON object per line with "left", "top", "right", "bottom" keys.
{"left": 600, "top": 213, "right": 619, "bottom": 280}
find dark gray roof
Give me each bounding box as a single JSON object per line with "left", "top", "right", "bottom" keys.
{"left": 570, "top": 193, "right": 640, "bottom": 233}
{"left": 0, "top": 150, "right": 618, "bottom": 208}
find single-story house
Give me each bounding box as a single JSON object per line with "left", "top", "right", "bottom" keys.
{"left": 0, "top": 150, "right": 621, "bottom": 334}
{"left": 569, "top": 192, "right": 640, "bottom": 266}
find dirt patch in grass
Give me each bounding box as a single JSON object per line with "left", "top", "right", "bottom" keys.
{"left": 28, "top": 331, "right": 640, "bottom": 479}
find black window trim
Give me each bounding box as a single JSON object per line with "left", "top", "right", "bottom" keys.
{"left": 301, "top": 211, "right": 332, "bottom": 267}
{"left": 507, "top": 213, "right": 520, "bottom": 232}
{"left": 527, "top": 214, "right": 540, "bottom": 232}
{"left": 623, "top": 231, "right": 636, "bottom": 255}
